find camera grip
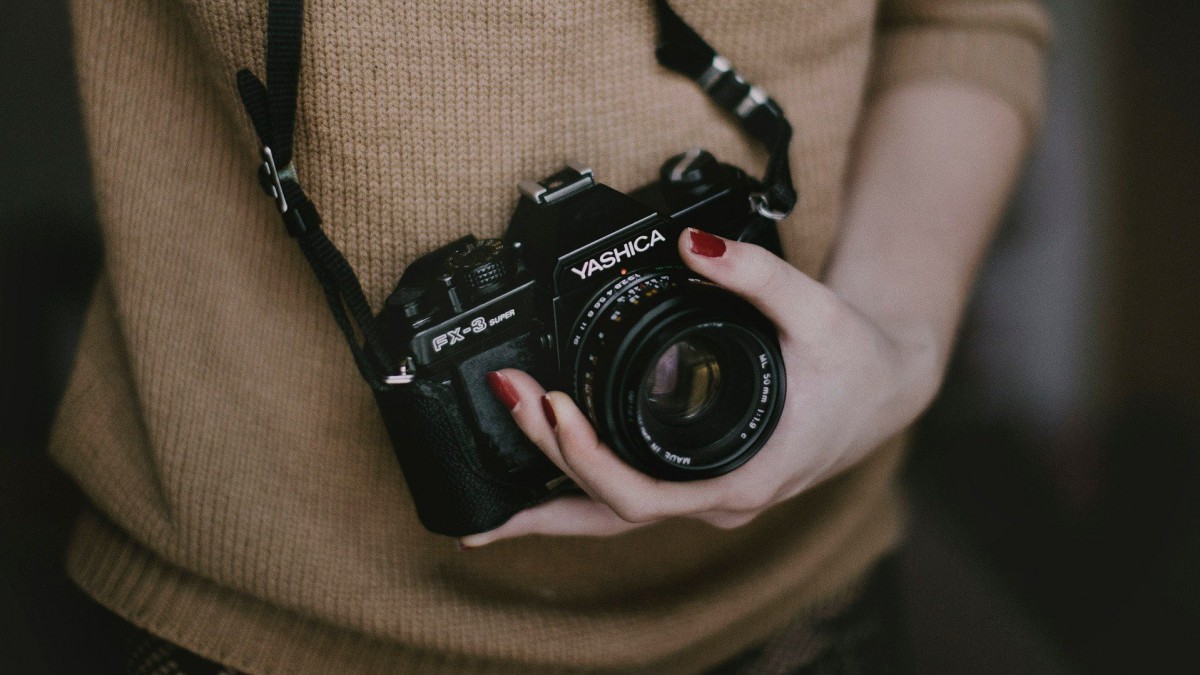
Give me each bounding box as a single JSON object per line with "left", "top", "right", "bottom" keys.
{"left": 374, "top": 380, "right": 557, "bottom": 536}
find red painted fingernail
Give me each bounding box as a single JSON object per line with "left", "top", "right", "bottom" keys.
{"left": 486, "top": 371, "right": 519, "bottom": 410}
{"left": 455, "top": 540, "right": 476, "bottom": 552}
{"left": 688, "top": 229, "right": 726, "bottom": 258}
{"left": 541, "top": 395, "right": 557, "bottom": 428}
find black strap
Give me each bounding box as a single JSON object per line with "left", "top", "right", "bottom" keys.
{"left": 652, "top": 0, "right": 797, "bottom": 220}
{"left": 236, "top": 0, "right": 394, "bottom": 389}
{"left": 235, "top": 0, "right": 301, "bottom": 169}
{"left": 234, "top": 0, "right": 796, "bottom": 389}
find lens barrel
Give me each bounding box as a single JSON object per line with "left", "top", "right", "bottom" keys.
{"left": 569, "top": 268, "right": 785, "bottom": 480}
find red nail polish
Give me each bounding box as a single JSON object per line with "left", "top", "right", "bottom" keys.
{"left": 541, "top": 395, "right": 557, "bottom": 428}
{"left": 486, "top": 371, "right": 519, "bottom": 410}
{"left": 688, "top": 229, "right": 726, "bottom": 258}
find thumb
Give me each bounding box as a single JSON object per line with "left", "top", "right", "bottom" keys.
{"left": 678, "top": 228, "right": 834, "bottom": 341}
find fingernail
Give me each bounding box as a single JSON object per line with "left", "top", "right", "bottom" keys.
{"left": 541, "top": 395, "right": 557, "bottom": 428}
{"left": 455, "top": 539, "right": 477, "bottom": 552}
{"left": 688, "top": 229, "right": 726, "bottom": 258}
{"left": 486, "top": 371, "right": 519, "bottom": 410}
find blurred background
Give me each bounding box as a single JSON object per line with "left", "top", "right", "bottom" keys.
{"left": 1, "top": 1, "right": 1197, "bottom": 672}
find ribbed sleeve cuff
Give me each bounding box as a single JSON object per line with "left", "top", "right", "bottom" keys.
{"left": 870, "top": 26, "right": 1049, "bottom": 138}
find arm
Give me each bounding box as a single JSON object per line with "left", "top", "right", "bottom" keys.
{"left": 824, "top": 81, "right": 1028, "bottom": 444}
{"left": 461, "top": 1, "right": 1050, "bottom": 545}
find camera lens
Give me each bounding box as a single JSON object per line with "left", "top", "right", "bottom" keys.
{"left": 569, "top": 269, "right": 785, "bottom": 480}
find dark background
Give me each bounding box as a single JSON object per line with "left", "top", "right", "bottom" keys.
{"left": 2, "top": 1, "right": 1197, "bottom": 672}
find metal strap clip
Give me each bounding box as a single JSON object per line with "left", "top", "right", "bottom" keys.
{"left": 735, "top": 86, "right": 769, "bottom": 119}
{"left": 696, "top": 55, "right": 773, "bottom": 121}
{"left": 697, "top": 55, "right": 732, "bottom": 91}
{"left": 749, "top": 193, "right": 789, "bottom": 222}
{"left": 259, "top": 146, "right": 297, "bottom": 213}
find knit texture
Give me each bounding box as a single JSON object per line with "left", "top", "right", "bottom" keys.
{"left": 53, "top": 0, "right": 1049, "bottom": 672}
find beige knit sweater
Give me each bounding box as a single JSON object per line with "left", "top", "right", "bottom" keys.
{"left": 52, "top": 0, "right": 1048, "bottom": 672}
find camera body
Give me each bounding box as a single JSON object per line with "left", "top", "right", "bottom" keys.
{"left": 374, "top": 150, "right": 786, "bottom": 536}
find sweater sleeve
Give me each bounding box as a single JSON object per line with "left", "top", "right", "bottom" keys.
{"left": 869, "top": 0, "right": 1052, "bottom": 133}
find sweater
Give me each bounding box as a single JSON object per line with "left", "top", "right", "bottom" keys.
{"left": 51, "top": 0, "right": 1049, "bottom": 672}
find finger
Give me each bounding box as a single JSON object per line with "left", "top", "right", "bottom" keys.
{"left": 677, "top": 228, "right": 837, "bottom": 342}
{"left": 487, "top": 369, "right": 592, "bottom": 493}
{"left": 543, "top": 392, "right": 726, "bottom": 522}
{"left": 458, "top": 496, "right": 644, "bottom": 547}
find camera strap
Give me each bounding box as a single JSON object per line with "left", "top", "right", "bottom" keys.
{"left": 235, "top": 0, "right": 796, "bottom": 389}
{"left": 236, "top": 0, "right": 396, "bottom": 389}
{"left": 652, "top": 0, "right": 797, "bottom": 221}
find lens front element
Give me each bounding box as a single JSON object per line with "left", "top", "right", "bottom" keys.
{"left": 643, "top": 339, "right": 723, "bottom": 425}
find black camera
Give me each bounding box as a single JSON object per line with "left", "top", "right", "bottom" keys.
{"left": 373, "top": 150, "right": 787, "bottom": 536}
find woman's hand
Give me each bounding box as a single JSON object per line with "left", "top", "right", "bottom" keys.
{"left": 463, "top": 228, "right": 941, "bottom": 547}
{"left": 462, "top": 82, "right": 1027, "bottom": 547}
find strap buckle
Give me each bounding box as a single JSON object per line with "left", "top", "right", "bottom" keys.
{"left": 259, "top": 146, "right": 296, "bottom": 213}
{"left": 259, "top": 146, "right": 320, "bottom": 237}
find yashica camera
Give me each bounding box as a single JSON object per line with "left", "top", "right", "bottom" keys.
{"left": 373, "top": 149, "right": 787, "bottom": 536}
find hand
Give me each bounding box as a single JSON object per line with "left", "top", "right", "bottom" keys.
{"left": 463, "top": 228, "right": 941, "bottom": 547}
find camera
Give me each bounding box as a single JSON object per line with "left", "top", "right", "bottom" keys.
{"left": 373, "top": 149, "right": 787, "bottom": 536}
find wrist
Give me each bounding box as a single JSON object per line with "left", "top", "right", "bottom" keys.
{"left": 848, "top": 300, "right": 949, "bottom": 428}
{"left": 881, "top": 317, "right": 946, "bottom": 420}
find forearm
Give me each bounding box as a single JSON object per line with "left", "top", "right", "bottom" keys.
{"left": 826, "top": 82, "right": 1028, "bottom": 391}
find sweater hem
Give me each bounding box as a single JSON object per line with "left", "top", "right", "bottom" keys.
{"left": 67, "top": 493, "right": 904, "bottom": 675}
